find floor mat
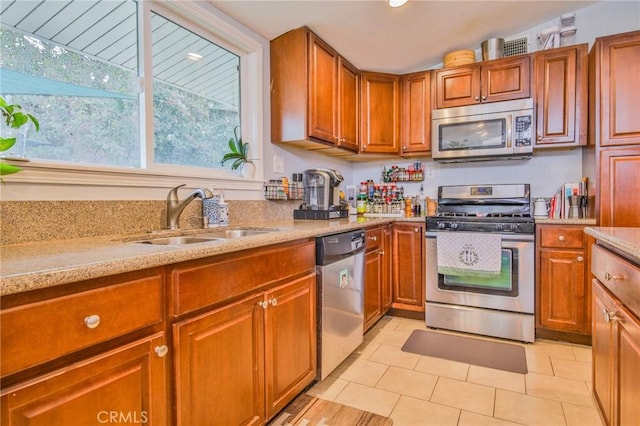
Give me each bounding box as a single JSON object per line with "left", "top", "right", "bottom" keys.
{"left": 401, "top": 329, "right": 528, "bottom": 374}
{"left": 269, "top": 393, "right": 393, "bottom": 426}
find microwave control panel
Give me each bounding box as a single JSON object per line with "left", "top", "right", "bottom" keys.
{"left": 514, "top": 114, "right": 532, "bottom": 147}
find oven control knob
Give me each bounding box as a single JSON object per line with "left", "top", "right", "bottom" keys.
{"left": 509, "top": 223, "right": 519, "bottom": 232}
{"left": 495, "top": 224, "right": 503, "bottom": 232}
{"left": 437, "top": 222, "right": 446, "bottom": 230}
{"left": 450, "top": 223, "right": 458, "bottom": 230}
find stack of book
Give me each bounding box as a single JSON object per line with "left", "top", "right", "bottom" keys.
{"left": 549, "top": 178, "right": 588, "bottom": 219}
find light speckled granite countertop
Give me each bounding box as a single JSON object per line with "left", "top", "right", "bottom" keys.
{"left": 584, "top": 227, "right": 640, "bottom": 265}
{"left": 534, "top": 218, "right": 597, "bottom": 225}
{"left": 1, "top": 217, "right": 411, "bottom": 296}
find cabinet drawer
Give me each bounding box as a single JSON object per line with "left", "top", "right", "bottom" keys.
{"left": 170, "top": 241, "right": 315, "bottom": 316}
{"left": 1, "top": 273, "right": 164, "bottom": 377}
{"left": 592, "top": 244, "right": 640, "bottom": 319}
{"left": 365, "top": 227, "right": 383, "bottom": 252}
{"left": 539, "top": 227, "right": 584, "bottom": 248}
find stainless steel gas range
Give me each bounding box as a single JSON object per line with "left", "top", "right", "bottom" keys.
{"left": 425, "top": 184, "right": 535, "bottom": 342}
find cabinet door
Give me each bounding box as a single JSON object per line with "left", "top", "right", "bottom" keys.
{"left": 308, "top": 33, "right": 338, "bottom": 144}
{"left": 382, "top": 225, "right": 393, "bottom": 311}
{"left": 337, "top": 57, "right": 359, "bottom": 151}
{"left": 593, "top": 280, "right": 615, "bottom": 426}
{"left": 264, "top": 273, "right": 316, "bottom": 420}
{"left": 364, "top": 248, "right": 383, "bottom": 331}
{"left": 391, "top": 223, "right": 425, "bottom": 311}
{"left": 173, "top": 294, "right": 265, "bottom": 426}
{"left": 360, "top": 72, "right": 401, "bottom": 153}
{"left": 538, "top": 249, "right": 587, "bottom": 333}
{"left": 482, "top": 55, "right": 531, "bottom": 103}
{"left": 401, "top": 71, "right": 431, "bottom": 154}
{"left": 1, "top": 333, "right": 168, "bottom": 426}
{"left": 600, "top": 147, "right": 640, "bottom": 227}
{"left": 535, "top": 45, "right": 587, "bottom": 147}
{"left": 616, "top": 300, "right": 640, "bottom": 426}
{"left": 597, "top": 31, "right": 640, "bottom": 147}
{"left": 434, "top": 65, "right": 481, "bottom": 109}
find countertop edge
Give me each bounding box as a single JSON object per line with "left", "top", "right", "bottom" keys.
{"left": 584, "top": 226, "right": 640, "bottom": 265}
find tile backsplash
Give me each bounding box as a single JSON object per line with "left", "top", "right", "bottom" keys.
{"left": 1, "top": 200, "right": 299, "bottom": 245}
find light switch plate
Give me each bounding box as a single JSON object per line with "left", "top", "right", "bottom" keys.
{"left": 273, "top": 155, "right": 285, "bottom": 173}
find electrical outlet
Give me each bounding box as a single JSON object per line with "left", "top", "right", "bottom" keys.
{"left": 425, "top": 166, "right": 435, "bottom": 179}
{"left": 273, "top": 155, "right": 285, "bottom": 173}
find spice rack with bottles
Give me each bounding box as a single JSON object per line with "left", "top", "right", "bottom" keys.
{"left": 382, "top": 162, "right": 424, "bottom": 182}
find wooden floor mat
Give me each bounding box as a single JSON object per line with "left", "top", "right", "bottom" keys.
{"left": 269, "top": 393, "right": 393, "bottom": 426}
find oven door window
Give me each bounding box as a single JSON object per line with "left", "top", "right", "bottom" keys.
{"left": 439, "top": 118, "right": 507, "bottom": 151}
{"left": 438, "top": 248, "right": 518, "bottom": 297}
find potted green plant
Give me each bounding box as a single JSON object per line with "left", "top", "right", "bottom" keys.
{"left": 1, "top": 96, "right": 39, "bottom": 181}
{"left": 220, "top": 126, "right": 254, "bottom": 177}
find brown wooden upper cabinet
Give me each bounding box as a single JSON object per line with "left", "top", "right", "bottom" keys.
{"left": 401, "top": 71, "right": 431, "bottom": 155}
{"left": 360, "top": 71, "right": 401, "bottom": 154}
{"left": 434, "top": 55, "right": 531, "bottom": 109}
{"left": 534, "top": 44, "right": 588, "bottom": 147}
{"left": 590, "top": 30, "right": 640, "bottom": 147}
{"left": 271, "top": 27, "right": 359, "bottom": 152}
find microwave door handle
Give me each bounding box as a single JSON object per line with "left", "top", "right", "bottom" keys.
{"left": 506, "top": 115, "right": 512, "bottom": 148}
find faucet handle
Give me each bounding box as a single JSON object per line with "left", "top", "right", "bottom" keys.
{"left": 168, "top": 184, "right": 186, "bottom": 202}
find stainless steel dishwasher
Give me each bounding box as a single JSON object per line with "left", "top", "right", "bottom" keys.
{"left": 316, "top": 229, "right": 366, "bottom": 381}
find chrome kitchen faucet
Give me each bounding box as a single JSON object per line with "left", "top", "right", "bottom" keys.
{"left": 166, "top": 184, "right": 213, "bottom": 230}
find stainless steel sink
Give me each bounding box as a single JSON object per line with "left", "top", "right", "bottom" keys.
{"left": 193, "top": 229, "right": 275, "bottom": 239}
{"left": 136, "top": 236, "right": 223, "bottom": 245}
{"left": 131, "top": 228, "right": 276, "bottom": 245}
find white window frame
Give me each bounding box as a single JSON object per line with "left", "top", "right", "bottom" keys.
{"left": 2, "top": 0, "right": 266, "bottom": 197}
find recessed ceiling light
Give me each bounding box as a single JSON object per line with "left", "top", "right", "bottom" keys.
{"left": 186, "top": 52, "right": 203, "bottom": 61}
{"left": 389, "top": 0, "right": 408, "bottom": 8}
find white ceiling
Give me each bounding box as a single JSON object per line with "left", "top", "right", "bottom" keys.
{"left": 210, "top": 0, "right": 600, "bottom": 74}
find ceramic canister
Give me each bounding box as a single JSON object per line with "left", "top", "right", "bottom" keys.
{"left": 202, "top": 196, "right": 220, "bottom": 227}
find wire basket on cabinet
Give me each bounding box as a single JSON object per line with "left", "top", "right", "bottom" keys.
{"left": 264, "top": 182, "right": 304, "bottom": 200}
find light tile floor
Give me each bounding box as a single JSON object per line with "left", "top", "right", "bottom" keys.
{"left": 308, "top": 316, "right": 603, "bottom": 426}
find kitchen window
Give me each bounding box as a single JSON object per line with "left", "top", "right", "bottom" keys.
{"left": 0, "top": 0, "right": 262, "bottom": 188}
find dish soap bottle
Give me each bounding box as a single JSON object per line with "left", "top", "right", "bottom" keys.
{"left": 218, "top": 192, "right": 229, "bottom": 226}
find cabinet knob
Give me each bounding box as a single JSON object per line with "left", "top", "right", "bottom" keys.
{"left": 379, "top": 251, "right": 384, "bottom": 256}
{"left": 604, "top": 272, "right": 624, "bottom": 281}
{"left": 474, "top": 96, "right": 480, "bottom": 101}
{"left": 84, "top": 314, "right": 101, "bottom": 329}
{"left": 403, "top": 146, "right": 407, "bottom": 150}
{"left": 577, "top": 256, "right": 583, "bottom": 262}
{"left": 269, "top": 298, "right": 278, "bottom": 306}
{"left": 258, "top": 301, "right": 268, "bottom": 309}
{"left": 602, "top": 308, "right": 620, "bottom": 323}
{"left": 481, "top": 96, "right": 486, "bottom": 101}
{"left": 558, "top": 235, "right": 565, "bottom": 241}
{"left": 414, "top": 228, "right": 419, "bottom": 232}
{"left": 155, "top": 345, "right": 169, "bottom": 358}
{"left": 537, "top": 136, "right": 543, "bottom": 141}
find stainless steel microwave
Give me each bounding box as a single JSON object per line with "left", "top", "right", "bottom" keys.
{"left": 431, "top": 98, "right": 534, "bottom": 163}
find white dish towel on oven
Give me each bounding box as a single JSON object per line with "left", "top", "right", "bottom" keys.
{"left": 436, "top": 232, "right": 502, "bottom": 277}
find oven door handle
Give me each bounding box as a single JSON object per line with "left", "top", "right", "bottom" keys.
{"left": 426, "top": 231, "right": 534, "bottom": 242}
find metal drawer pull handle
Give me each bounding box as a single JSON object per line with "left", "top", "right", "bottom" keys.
{"left": 84, "top": 314, "right": 101, "bottom": 329}
{"left": 155, "top": 345, "right": 169, "bottom": 357}
{"left": 369, "top": 236, "right": 377, "bottom": 241}
{"left": 604, "top": 272, "right": 624, "bottom": 281}
{"left": 602, "top": 308, "right": 620, "bottom": 323}
{"left": 558, "top": 235, "right": 565, "bottom": 241}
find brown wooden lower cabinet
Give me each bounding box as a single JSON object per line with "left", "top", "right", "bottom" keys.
{"left": 1, "top": 333, "right": 168, "bottom": 425}
{"left": 391, "top": 222, "right": 425, "bottom": 312}
{"left": 364, "top": 225, "right": 391, "bottom": 331}
{"left": 592, "top": 281, "right": 640, "bottom": 426}
{"left": 173, "top": 273, "right": 316, "bottom": 425}
{"left": 535, "top": 224, "right": 590, "bottom": 342}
